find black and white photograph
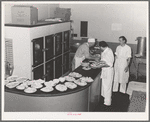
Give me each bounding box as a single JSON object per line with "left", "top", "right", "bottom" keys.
{"left": 1, "top": 1, "right": 149, "bottom": 121}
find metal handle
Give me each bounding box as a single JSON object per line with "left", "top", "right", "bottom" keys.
{"left": 45, "top": 48, "right": 49, "bottom": 51}
{"left": 61, "top": 64, "right": 65, "bottom": 66}
{"left": 42, "top": 48, "right": 49, "bottom": 52}
{"left": 42, "top": 74, "right": 48, "bottom": 79}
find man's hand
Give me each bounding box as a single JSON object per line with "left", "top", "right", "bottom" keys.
{"left": 124, "top": 66, "right": 129, "bottom": 72}
{"left": 95, "top": 57, "right": 100, "bottom": 62}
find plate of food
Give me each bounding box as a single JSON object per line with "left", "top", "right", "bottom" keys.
{"left": 40, "top": 86, "right": 54, "bottom": 92}
{"left": 65, "top": 76, "right": 75, "bottom": 82}
{"left": 81, "top": 62, "right": 89, "bottom": 67}
{"left": 31, "top": 83, "right": 43, "bottom": 89}
{"left": 24, "top": 87, "right": 37, "bottom": 93}
{"left": 44, "top": 81, "right": 56, "bottom": 87}
{"left": 59, "top": 77, "right": 66, "bottom": 83}
{"left": 55, "top": 84, "right": 67, "bottom": 92}
{"left": 90, "top": 62, "right": 101, "bottom": 69}
{"left": 74, "top": 79, "right": 87, "bottom": 86}
{"left": 16, "top": 77, "right": 29, "bottom": 83}
{"left": 7, "top": 75, "right": 18, "bottom": 82}
{"left": 6, "top": 82, "right": 20, "bottom": 89}
{"left": 64, "top": 82, "right": 77, "bottom": 89}
{"left": 89, "top": 60, "right": 97, "bottom": 63}
{"left": 80, "top": 77, "right": 94, "bottom": 83}
{"left": 53, "top": 79, "right": 60, "bottom": 84}
{"left": 35, "top": 79, "right": 45, "bottom": 84}
{"left": 26, "top": 80, "right": 35, "bottom": 86}
{"left": 69, "top": 72, "right": 82, "bottom": 78}
{"left": 16, "top": 83, "right": 28, "bottom": 90}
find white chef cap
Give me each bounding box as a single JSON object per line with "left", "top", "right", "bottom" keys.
{"left": 87, "top": 38, "right": 95, "bottom": 43}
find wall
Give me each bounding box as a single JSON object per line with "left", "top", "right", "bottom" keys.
{"left": 60, "top": 3, "right": 147, "bottom": 77}
{"left": 4, "top": 2, "right": 59, "bottom": 23}
{"left": 60, "top": 3, "right": 148, "bottom": 44}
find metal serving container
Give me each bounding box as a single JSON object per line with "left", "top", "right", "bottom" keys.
{"left": 135, "top": 37, "right": 146, "bottom": 57}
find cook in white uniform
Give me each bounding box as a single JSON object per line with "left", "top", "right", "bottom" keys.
{"left": 113, "top": 36, "right": 132, "bottom": 93}
{"left": 72, "top": 38, "right": 97, "bottom": 70}
{"left": 97, "top": 41, "right": 114, "bottom": 106}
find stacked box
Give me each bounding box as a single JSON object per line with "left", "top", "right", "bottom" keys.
{"left": 54, "top": 7, "right": 71, "bottom": 21}
{"left": 12, "top": 5, "right": 38, "bottom": 25}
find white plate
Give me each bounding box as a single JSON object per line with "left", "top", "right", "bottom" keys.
{"left": 65, "top": 76, "right": 75, "bottom": 82}
{"left": 35, "top": 79, "right": 45, "bottom": 84}
{"left": 16, "top": 84, "right": 27, "bottom": 90}
{"left": 7, "top": 76, "right": 18, "bottom": 81}
{"left": 80, "top": 77, "right": 94, "bottom": 83}
{"left": 69, "top": 72, "right": 82, "bottom": 78}
{"left": 16, "top": 77, "right": 28, "bottom": 83}
{"left": 55, "top": 84, "right": 67, "bottom": 92}
{"left": 31, "top": 83, "right": 43, "bottom": 89}
{"left": 26, "top": 81, "right": 35, "bottom": 85}
{"left": 44, "top": 81, "right": 56, "bottom": 87}
{"left": 74, "top": 79, "right": 87, "bottom": 86}
{"left": 59, "top": 77, "right": 66, "bottom": 83}
{"left": 53, "top": 79, "right": 60, "bottom": 84}
{"left": 24, "top": 87, "right": 37, "bottom": 93}
{"left": 40, "top": 87, "right": 54, "bottom": 92}
{"left": 81, "top": 62, "right": 89, "bottom": 67}
{"left": 6, "top": 82, "right": 20, "bottom": 88}
{"left": 64, "top": 82, "right": 77, "bottom": 89}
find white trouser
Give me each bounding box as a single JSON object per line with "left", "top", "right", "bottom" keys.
{"left": 101, "top": 79, "right": 113, "bottom": 106}
{"left": 113, "top": 82, "right": 127, "bottom": 94}
{"left": 101, "top": 67, "right": 114, "bottom": 106}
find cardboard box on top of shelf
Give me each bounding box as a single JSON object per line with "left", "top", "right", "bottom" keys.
{"left": 55, "top": 7, "right": 71, "bottom": 14}
{"left": 54, "top": 7, "right": 71, "bottom": 21}
{"left": 12, "top": 5, "right": 38, "bottom": 25}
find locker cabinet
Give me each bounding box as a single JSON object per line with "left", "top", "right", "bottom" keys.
{"left": 32, "top": 37, "right": 44, "bottom": 67}
{"left": 5, "top": 22, "right": 71, "bottom": 80}
{"left": 45, "top": 60, "right": 54, "bottom": 81}
{"left": 64, "top": 30, "right": 70, "bottom": 52}
{"left": 55, "top": 32, "right": 62, "bottom": 56}
{"left": 33, "top": 65, "right": 44, "bottom": 80}
{"left": 45, "top": 35, "right": 54, "bottom": 61}
{"left": 63, "top": 52, "right": 69, "bottom": 74}
{"left": 55, "top": 56, "right": 62, "bottom": 78}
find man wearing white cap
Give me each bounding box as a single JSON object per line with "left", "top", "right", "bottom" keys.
{"left": 72, "top": 38, "right": 96, "bottom": 70}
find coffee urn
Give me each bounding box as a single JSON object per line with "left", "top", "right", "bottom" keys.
{"left": 135, "top": 37, "right": 146, "bottom": 57}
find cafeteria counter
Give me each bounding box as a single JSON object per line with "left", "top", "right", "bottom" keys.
{"left": 5, "top": 66, "right": 101, "bottom": 112}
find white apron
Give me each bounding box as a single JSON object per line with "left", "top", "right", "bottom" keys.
{"left": 101, "top": 67, "right": 114, "bottom": 105}
{"left": 74, "top": 56, "right": 85, "bottom": 69}
{"left": 114, "top": 57, "right": 129, "bottom": 84}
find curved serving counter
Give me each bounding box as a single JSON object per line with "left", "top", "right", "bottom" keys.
{"left": 5, "top": 66, "right": 101, "bottom": 112}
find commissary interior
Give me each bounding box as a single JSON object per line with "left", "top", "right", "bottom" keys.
{"left": 3, "top": 1, "right": 148, "bottom": 116}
